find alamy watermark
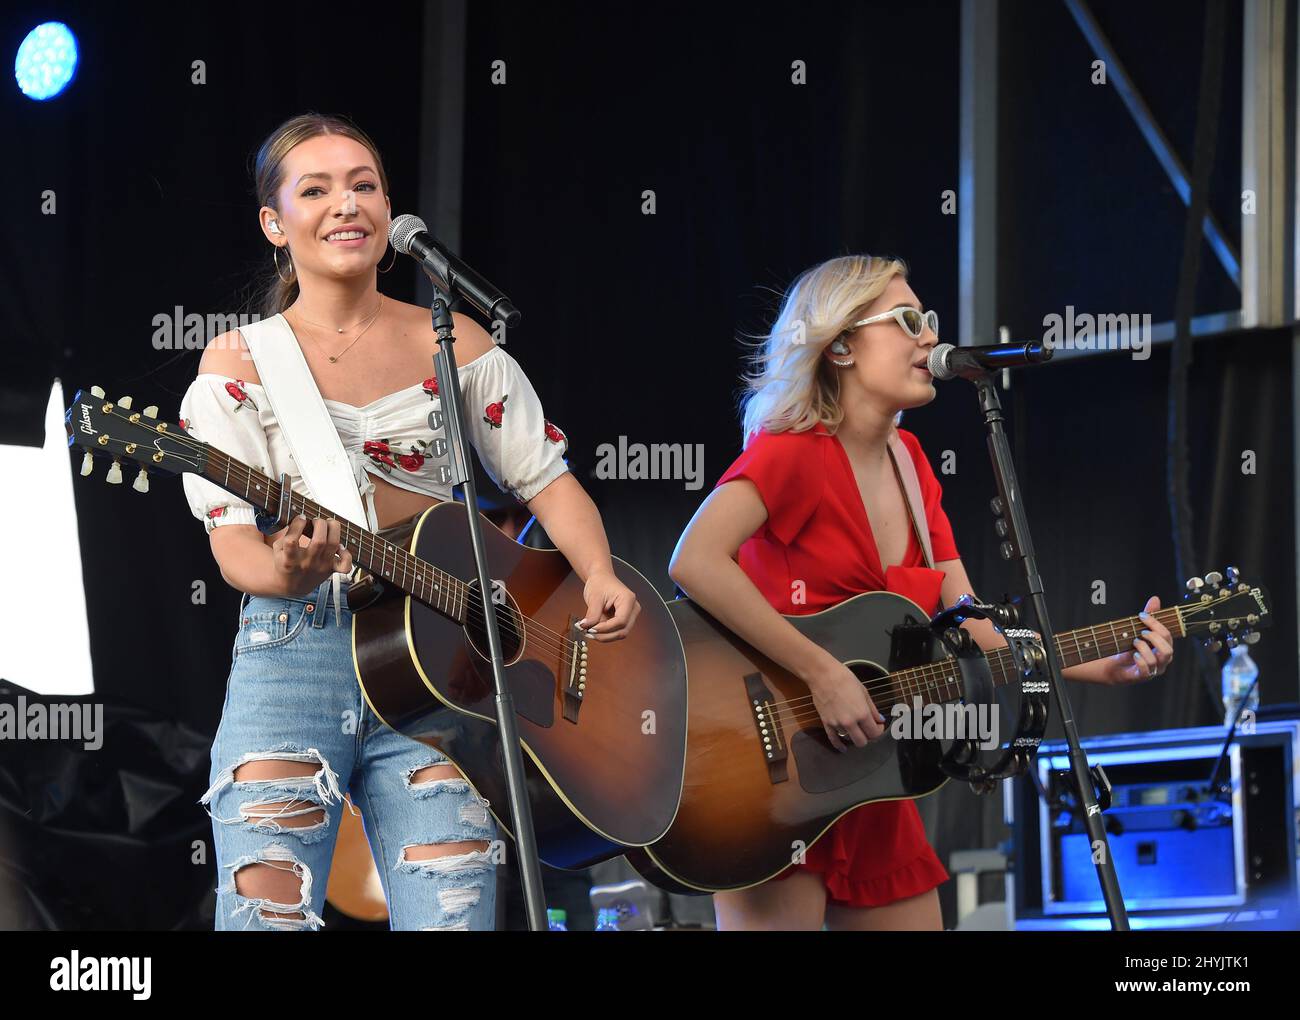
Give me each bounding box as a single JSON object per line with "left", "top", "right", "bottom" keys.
{"left": 1042, "top": 307, "right": 1151, "bottom": 360}
{"left": 0, "top": 695, "right": 103, "bottom": 750}
{"left": 888, "top": 695, "right": 999, "bottom": 750}
{"left": 50, "top": 951, "right": 150, "bottom": 999}
{"left": 593, "top": 436, "right": 704, "bottom": 491}
{"left": 151, "top": 308, "right": 263, "bottom": 353}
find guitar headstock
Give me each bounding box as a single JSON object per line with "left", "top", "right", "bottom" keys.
{"left": 64, "top": 386, "right": 205, "bottom": 492}
{"left": 1180, "top": 568, "right": 1271, "bottom": 653}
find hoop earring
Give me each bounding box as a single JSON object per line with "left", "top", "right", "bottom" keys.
{"left": 273, "top": 244, "right": 294, "bottom": 284}
{"left": 376, "top": 242, "right": 396, "bottom": 274}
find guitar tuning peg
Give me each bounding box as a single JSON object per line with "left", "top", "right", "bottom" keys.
{"left": 79, "top": 452, "right": 93, "bottom": 476}
{"left": 1205, "top": 571, "right": 1223, "bottom": 586}
{"left": 117, "top": 396, "right": 133, "bottom": 410}
{"left": 142, "top": 405, "right": 159, "bottom": 419}
{"left": 1185, "top": 577, "right": 1204, "bottom": 592}
{"left": 1244, "top": 632, "right": 1260, "bottom": 645}
{"left": 1207, "top": 639, "right": 1222, "bottom": 653}
{"left": 132, "top": 468, "right": 149, "bottom": 493}
{"left": 106, "top": 459, "right": 123, "bottom": 484}
{"left": 90, "top": 385, "right": 105, "bottom": 398}
{"left": 1224, "top": 634, "right": 1237, "bottom": 649}
{"left": 1225, "top": 566, "right": 1239, "bottom": 584}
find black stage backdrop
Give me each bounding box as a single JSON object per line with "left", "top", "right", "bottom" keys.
{"left": 0, "top": 0, "right": 1293, "bottom": 929}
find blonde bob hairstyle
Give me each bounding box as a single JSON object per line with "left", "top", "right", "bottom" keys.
{"left": 739, "top": 254, "right": 908, "bottom": 447}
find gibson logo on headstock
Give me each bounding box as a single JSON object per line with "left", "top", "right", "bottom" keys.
{"left": 78, "top": 403, "right": 94, "bottom": 435}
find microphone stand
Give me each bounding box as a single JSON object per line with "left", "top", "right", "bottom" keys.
{"left": 971, "top": 372, "right": 1131, "bottom": 930}
{"left": 426, "top": 287, "right": 549, "bottom": 932}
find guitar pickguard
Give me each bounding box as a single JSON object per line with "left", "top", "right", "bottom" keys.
{"left": 790, "top": 727, "right": 900, "bottom": 794}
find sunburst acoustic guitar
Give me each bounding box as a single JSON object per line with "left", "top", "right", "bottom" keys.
{"left": 625, "top": 575, "right": 1270, "bottom": 893}
{"left": 67, "top": 386, "right": 689, "bottom": 870}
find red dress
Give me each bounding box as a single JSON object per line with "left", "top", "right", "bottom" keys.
{"left": 715, "top": 422, "right": 959, "bottom": 908}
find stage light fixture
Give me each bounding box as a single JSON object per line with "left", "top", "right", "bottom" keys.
{"left": 15, "top": 21, "right": 78, "bottom": 101}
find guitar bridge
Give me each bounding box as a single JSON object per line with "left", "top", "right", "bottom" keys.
{"left": 745, "top": 672, "right": 788, "bottom": 784}
{"left": 561, "top": 615, "right": 589, "bottom": 724}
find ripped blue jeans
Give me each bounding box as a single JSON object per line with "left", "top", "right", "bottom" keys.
{"left": 200, "top": 579, "right": 499, "bottom": 930}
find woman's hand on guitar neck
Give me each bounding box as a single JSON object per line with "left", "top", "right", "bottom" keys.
{"left": 1084, "top": 595, "right": 1174, "bottom": 685}
{"left": 806, "top": 656, "right": 886, "bottom": 752}
{"left": 270, "top": 515, "right": 355, "bottom": 596}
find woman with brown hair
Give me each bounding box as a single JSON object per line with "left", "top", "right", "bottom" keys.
{"left": 183, "top": 113, "right": 640, "bottom": 930}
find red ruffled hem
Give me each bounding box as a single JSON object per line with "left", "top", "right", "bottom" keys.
{"left": 769, "top": 800, "right": 950, "bottom": 908}
{"left": 792, "top": 846, "right": 949, "bottom": 908}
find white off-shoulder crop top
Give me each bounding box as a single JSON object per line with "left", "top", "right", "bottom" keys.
{"left": 178, "top": 344, "right": 570, "bottom": 534}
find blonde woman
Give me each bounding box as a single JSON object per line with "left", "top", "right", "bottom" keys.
{"left": 668, "top": 255, "right": 1173, "bottom": 930}
{"left": 183, "top": 113, "right": 640, "bottom": 930}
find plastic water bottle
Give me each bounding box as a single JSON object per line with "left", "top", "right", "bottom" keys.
{"left": 547, "top": 908, "right": 567, "bottom": 932}
{"left": 1221, "top": 645, "right": 1259, "bottom": 728}
{"left": 594, "top": 908, "right": 619, "bottom": 931}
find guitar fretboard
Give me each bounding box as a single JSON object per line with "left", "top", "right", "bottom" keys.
{"left": 204, "top": 441, "right": 1187, "bottom": 706}
{"left": 871, "top": 607, "right": 1187, "bottom": 713}
{"left": 204, "top": 448, "right": 475, "bottom": 622}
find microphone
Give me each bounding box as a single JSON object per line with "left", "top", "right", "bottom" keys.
{"left": 389, "top": 214, "right": 521, "bottom": 327}
{"left": 927, "top": 341, "right": 1053, "bottom": 381}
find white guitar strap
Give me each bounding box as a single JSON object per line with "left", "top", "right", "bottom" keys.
{"left": 886, "top": 430, "right": 944, "bottom": 610}
{"left": 239, "top": 312, "right": 372, "bottom": 624}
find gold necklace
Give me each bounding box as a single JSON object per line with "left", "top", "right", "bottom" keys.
{"left": 293, "top": 294, "right": 385, "bottom": 333}
{"left": 290, "top": 295, "right": 385, "bottom": 363}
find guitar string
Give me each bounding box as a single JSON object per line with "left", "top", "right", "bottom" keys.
{"left": 764, "top": 605, "right": 1201, "bottom": 722}
{"left": 100, "top": 413, "right": 1247, "bottom": 708}
{"left": 112, "top": 416, "right": 582, "bottom": 658}
{"left": 266, "top": 474, "right": 581, "bottom": 654}
{"left": 121, "top": 428, "right": 1224, "bottom": 699}
{"left": 97, "top": 411, "right": 1068, "bottom": 704}
{"left": 764, "top": 606, "right": 1184, "bottom": 716}
{"left": 705, "top": 608, "right": 1201, "bottom": 734}
{"left": 769, "top": 610, "right": 1224, "bottom": 729}
{"left": 186, "top": 438, "right": 560, "bottom": 650}
{"left": 112, "top": 418, "right": 1232, "bottom": 691}
{"left": 119, "top": 411, "right": 1232, "bottom": 661}
{"left": 769, "top": 615, "right": 1196, "bottom": 722}
{"left": 738, "top": 595, "right": 1184, "bottom": 724}
{"left": 262, "top": 471, "right": 585, "bottom": 656}
{"left": 207, "top": 448, "right": 580, "bottom": 656}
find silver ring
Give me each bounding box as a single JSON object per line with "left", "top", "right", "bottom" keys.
{"left": 836, "top": 730, "right": 849, "bottom": 739}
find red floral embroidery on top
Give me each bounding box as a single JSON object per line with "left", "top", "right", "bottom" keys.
{"left": 544, "top": 419, "right": 566, "bottom": 446}
{"left": 422, "top": 376, "right": 439, "bottom": 398}
{"left": 364, "top": 439, "right": 394, "bottom": 469}
{"left": 225, "top": 380, "right": 258, "bottom": 412}
{"left": 483, "top": 394, "right": 508, "bottom": 429}
{"left": 207, "top": 506, "right": 228, "bottom": 521}
{"left": 178, "top": 418, "right": 189, "bottom": 431}
{"left": 365, "top": 438, "right": 431, "bottom": 475}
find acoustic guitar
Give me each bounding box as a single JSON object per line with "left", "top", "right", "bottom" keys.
{"left": 67, "top": 387, "right": 689, "bottom": 869}
{"left": 624, "top": 577, "right": 1271, "bottom": 894}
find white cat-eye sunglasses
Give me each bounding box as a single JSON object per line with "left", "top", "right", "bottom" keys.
{"left": 847, "top": 306, "right": 939, "bottom": 340}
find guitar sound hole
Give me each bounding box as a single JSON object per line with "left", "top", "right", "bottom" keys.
{"left": 849, "top": 661, "right": 897, "bottom": 709}
{"left": 462, "top": 581, "right": 525, "bottom": 665}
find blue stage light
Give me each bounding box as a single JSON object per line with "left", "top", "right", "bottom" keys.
{"left": 15, "top": 22, "right": 79, "bottom": 101}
